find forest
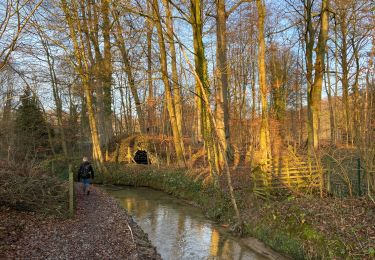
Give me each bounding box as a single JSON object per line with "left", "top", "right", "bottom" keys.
{"left": 0, "top": 0, "right": 374, "bottom": 259}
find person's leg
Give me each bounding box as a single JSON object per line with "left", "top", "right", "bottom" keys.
{"left": 82, "top": 179, "right": 86, "bottom": 193}
{"left": 82, "top": 178, "right": 90, "bottom": 194}
{"left": 85, "top": 178, "right": 91, "bottom": 195}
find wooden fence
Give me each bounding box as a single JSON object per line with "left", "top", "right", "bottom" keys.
{"left": 252, "top": 156, "right": 323, "bottom": 195}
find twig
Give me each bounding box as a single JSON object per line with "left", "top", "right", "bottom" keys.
{"left": 126, "top": 222, "right": 135, "bottom": 243}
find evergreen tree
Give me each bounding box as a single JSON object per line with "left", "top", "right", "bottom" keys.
{"left": 14, "top": 88, "right": 49, "bottom": 159}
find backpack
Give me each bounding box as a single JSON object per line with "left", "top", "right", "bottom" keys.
{"left": 81, "top": 163, "right": 91, "bottom": 178}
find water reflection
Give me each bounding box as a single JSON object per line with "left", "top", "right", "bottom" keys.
{"left": 105, "top": 187, "right": 268, "bottom": 260}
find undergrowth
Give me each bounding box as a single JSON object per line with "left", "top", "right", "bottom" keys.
{"left": 0, "top": 161, "right": 69, "bottom": 217}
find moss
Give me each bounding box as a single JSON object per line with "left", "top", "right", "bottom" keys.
{"left": 242, "top": 204, "right": 350, "bottom": 259}
{"left": 244, "top": 220, "right": 304, "bottom": 259}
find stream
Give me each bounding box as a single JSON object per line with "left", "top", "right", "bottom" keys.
{"left": 104, "top": 186, "right": 269, "bottom": 260}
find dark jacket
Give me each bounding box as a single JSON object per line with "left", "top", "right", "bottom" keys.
{"left": 78, "top": 161, "right": 94, "bottom": 181}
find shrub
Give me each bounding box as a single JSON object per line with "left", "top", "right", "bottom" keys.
{"left": 0, "top": 161, "right": 69, "bottom": 217}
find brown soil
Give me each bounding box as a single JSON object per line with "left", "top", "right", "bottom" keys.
{"left": 0, "top": 184, "right": 161, "bottom": 260}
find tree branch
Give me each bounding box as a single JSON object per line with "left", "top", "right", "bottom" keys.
{"left": 226, "top": 0, "right": 251, "bottom": 18}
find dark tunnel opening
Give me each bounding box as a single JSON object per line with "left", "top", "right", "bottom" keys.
{"left": 134, "top": 150, "right": 149, "bottom": 164}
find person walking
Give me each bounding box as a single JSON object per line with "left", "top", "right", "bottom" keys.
{"left": 78, "top": 157, "right": 94, "bottom": 195}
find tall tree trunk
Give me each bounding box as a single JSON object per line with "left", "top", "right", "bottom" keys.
{"left": 162, "top": 0, "right": 184, "bottom": 141}
{"left": 146, "top": 0, "right": 155, "bottom": 134}
{"left": 256, "top": 0, "right": 271, "bottom": 165}
{"left": 352, "top": 36, "right": 360, "bottom": 143}
{"left": 112, "top": 9, "right": 146, "bottom": 133}
{"left": 304, "top": 0, "right": 316, "bottom": 150}
{"left": 180, "top": 44, "right": 242, "bottom": 228}
{"left": 190, "top": 0, "right": 219, "bottom": 177}
{"left": 307, "top": 0, "right": 329, "bottom": 151}
{"left": 84, "top": 82, "right": 104, "bottom": 163}
{"left": 101, "top": 0, "right": 113, "bottom": 155}
{"left": 325, "top": 52, "right": 336, "bottom": 146}
{"left": 215, "top": 0, "right": 231, "bottom": 159}
{"left": 334, "top": 18, "right": 339, "bottom": 144}
{"left": 85, "top": 0, "right": 107, "bottom": 149}
{"left": 251, "top": 59, "right": 256, "bottom": 119}
{"left": 61, "top": 0, "right": 105, "bottom": 168}
{"left": 153, "top": 0, "right": 185, "bottom": 165}
{"left": 118, "top": 75, "right": 128, "bottom": 134}
{"left": 126, "top": 81, "right": 134, "bottom": 134}
{"left": 43, "top": 40, "right": 68, "bottom": 157}
{"left": 339, "top": 12, "right": 351, "bottom": 146}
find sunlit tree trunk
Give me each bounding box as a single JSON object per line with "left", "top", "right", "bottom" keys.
{"left": 84, "top": 0, "right": 108, "bottom": 149}
{"left": 61, "top": 0, "right": 105, "bottom": 167}
{"left": 307, "top": 0, "right": 329, "bottom": 151}
{"left": 304, "top": 0, "right": 316, "bottom": 150}
{"left": 162, "top": 0, "right": 184, "bottom": 140}
{"left": 181, "top": 42, "right": 242, "bottom": 228}
{"left": 215, "top": 0, "right": 231, "bottom": 160}
{"left": 153, "top": 0, "right": 185, "bottom": 165}
{"left": 256, "top": 0, "right": 271, "bottom": 165}
{"left": 190, "top": 0, "right": 219, "bottom": 177}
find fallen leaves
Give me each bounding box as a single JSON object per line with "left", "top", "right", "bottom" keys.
{"left": 1, "top": 184, "right": 161, "bottom": 259}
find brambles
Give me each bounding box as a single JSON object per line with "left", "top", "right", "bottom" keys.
{"left": 0, "top": 161, "right": 69, "bottom": 216}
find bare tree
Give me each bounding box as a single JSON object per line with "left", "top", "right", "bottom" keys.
{"left": 0, "top": 0, "right": 43, "bottom": 70}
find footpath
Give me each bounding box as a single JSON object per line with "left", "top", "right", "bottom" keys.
{"left": 1, "top": 184, "right": 161, "bottom": 259}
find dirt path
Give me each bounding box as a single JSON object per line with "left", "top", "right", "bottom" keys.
{"left": 1, "top": 184, "right": 161, "bottom": 259}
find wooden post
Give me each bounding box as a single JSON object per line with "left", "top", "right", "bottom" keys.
{"left": 69, "top": 164, "right": 74, "bottom": 217}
